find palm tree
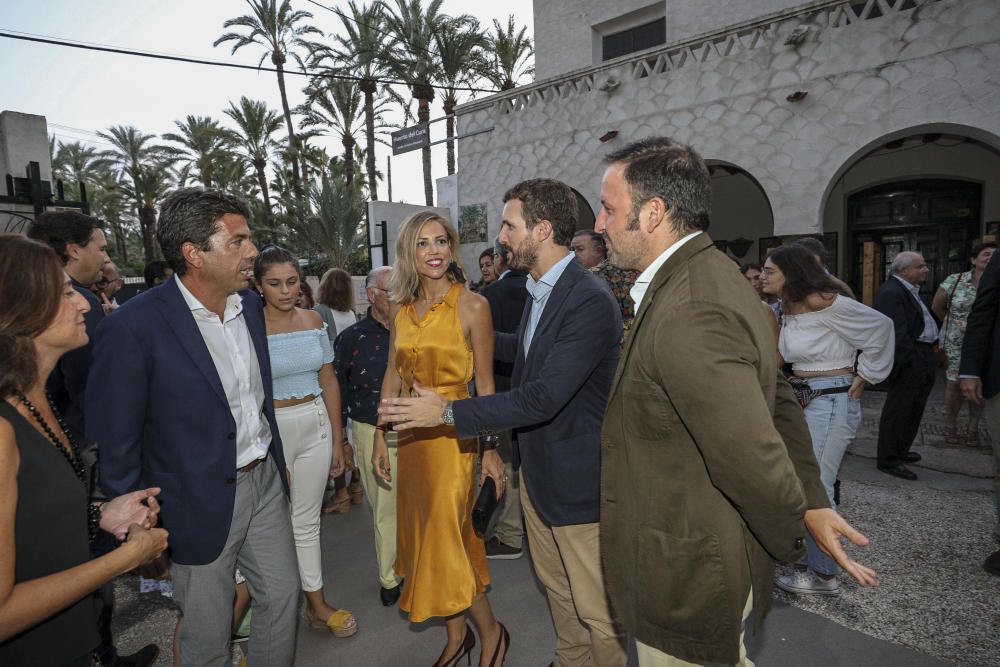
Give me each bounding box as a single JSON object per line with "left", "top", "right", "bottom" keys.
{"left": 384, "top": 0, "right": 446, "bottom": 205}
{"left": 324, "top": 0, "right": 406, "bottom": 199}
{"left": 296, "top": 174, "right": 367, "bottom": 270}
{"left": 434, "top": 16, "right": 488, "bottom": 175}
{"left": 224, "top": 97, "right": 283, "bottom": 229}
{"left": 214, "top": 0, "right": 322, "bottom": 203}
{"left": 98, "top": 125, "right": 173, "bottom": 262}
{"left": 51, "top": 140, "right": 108, "bottom": 201}
{"left": 163, "top": 115, "right": 233, "bottom": 188}
{"left": 487, "top": 16, "right": 535, "bottom": 91}
{"left": 299, "top": 78, "right": 393, "bottom": 190}
{"left": 88, "top": 168, "right": 132, "bottom": 263}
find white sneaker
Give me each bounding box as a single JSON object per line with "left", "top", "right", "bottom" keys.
{"left": 775, "top": 570, "right": 840, "bottom": 596}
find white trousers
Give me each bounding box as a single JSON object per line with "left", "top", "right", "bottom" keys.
{"left": 275, "top": 397, "right": 333, "bottom": 592}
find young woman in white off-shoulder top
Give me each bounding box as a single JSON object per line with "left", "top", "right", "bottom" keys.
{"left": 761, "top": 245, "right": 894, "bottom": 597}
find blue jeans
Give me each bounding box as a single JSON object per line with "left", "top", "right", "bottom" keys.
{"left": 802, "top": 374, "right": 861, "bottom": 576}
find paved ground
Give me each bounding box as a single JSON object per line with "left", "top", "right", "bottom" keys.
{"left": 112, "top": 372, "right": 999, "bottom": 666}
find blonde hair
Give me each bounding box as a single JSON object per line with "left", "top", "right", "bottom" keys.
{"left": 389, "top": 211, "right": 464, "bottom": 304}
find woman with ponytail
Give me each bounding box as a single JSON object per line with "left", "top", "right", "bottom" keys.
{"left": 0, "top": 234, "right": 167, "bottom": 665}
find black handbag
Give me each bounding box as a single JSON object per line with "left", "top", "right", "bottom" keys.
{"left": 472, "top": 477, "right": 500, "bottom": 538}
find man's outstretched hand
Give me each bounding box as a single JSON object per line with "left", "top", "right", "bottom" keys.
{"left": 378, "top": 383, "right": 449, "bottom": 430}
{"left": 804, "top": 508, "right": 877, "bottom": 587}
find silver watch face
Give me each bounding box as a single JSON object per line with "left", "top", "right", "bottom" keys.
{"left": 442, "top": 406, "right": 455, "bottom": 425}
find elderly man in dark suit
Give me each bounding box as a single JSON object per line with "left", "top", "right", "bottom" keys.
{"left": 958, "top": 251, "right": 1000, "bottom": 576}
{"left": 874, "top": 250, "right": 938, "bottom": 480}
{"left": 478, "top": 237, "right": 529, "bottom": 560}
{"left": 595, "top": 137, "right": 876, "bottom": 666}
{"left": 381, "top": 179, "right": 627, "bottom": 666}
{"left": 87, "top": 187, "right": 299, "bottom": 666}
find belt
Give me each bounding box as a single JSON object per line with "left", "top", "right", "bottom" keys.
{"left": 237, "top": 456, "right": 266, "bottom": 473}
{"left": 814, "top": 386, "right": 851, "bottom": 396}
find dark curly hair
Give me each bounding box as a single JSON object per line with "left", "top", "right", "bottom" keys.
{"left": 766, "top": 245, "right": 841, "bottom": 304}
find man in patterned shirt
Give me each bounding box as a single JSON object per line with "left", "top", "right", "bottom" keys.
{"left": 332, "top": 265, "right": 403, "bottom": 605}
{"left": 575, "top": 229, "right": 641, "bottom": 340}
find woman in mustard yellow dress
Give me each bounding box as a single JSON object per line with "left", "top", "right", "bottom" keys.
{"left": 372, "top": 211, "right": 510, "bottom": 666}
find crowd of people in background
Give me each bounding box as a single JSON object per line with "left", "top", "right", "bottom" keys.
{"left": 2, "top": 135, "right": 998, "bottom": 667}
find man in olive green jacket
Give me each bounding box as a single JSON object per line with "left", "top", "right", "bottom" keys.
{"left": 595, "top": 137, "right": 876, "bottom": 665}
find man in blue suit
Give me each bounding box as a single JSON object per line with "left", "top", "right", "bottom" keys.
{"left": 87, "top": 187, "right": 298, "bottom": 666}
{"left": 381, "top": 179, "right": 627, "bottom": 667}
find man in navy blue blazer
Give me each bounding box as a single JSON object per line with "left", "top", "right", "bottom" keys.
{"left": 381, "top": 179, "right": 627, "bottom": 666}
{"left": 87, "top": 187, "right": 298, "bottom": 666}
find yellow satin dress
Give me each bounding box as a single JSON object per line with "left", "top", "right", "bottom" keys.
{"left": 393, "top": 281, "right": 490, "bottom": 622}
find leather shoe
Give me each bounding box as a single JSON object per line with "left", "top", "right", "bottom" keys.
{"left": 380, "top": 579, "right": 403, "bottom": 606}
{"left": 984, "top": 549, "right": 1000, "bottom": 577}
{"left": 114, "top": 644, "right": 159, "bottom": 667}
{"left": 878, "top": 464, "right": 918, "bottom": 481}
{"left": 904, "top": 452, "right": 922, "bottom": 463}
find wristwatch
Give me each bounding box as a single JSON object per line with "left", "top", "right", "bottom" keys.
{"left": 441, "top": 401, "right": 455, "bottom": 426}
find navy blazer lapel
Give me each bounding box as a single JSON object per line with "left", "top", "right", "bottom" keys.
{"left": 157, "top": 276, "right": 229, "bottom": 408}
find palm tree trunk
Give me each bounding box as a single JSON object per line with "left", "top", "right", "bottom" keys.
{"left": 139, "top": 204, "right": 158, "bottom": 263}
{"left": 362, "top": 81, "right": 378, "bottom": 199}
{"left": 255, "top": 162, "right": 276, "bottom": 244}
{"left": 274, "top": 59, "right": 303, "bottom": 202}
{"left": 418, "top": 96, "right": 432, "bottom": 206}
{"left": 343, "top": 136, "right": 355, "bottom": 186}
{"left": 444, "top": 98, "right": 456, "bottom": 176}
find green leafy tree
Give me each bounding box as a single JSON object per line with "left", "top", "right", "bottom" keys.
{"left": 486, "top": 16, "right": 535, "bottom": 91}
{"left": 163, "top": 115, "right": 234, "bottom": 188}
{"left": 98, "top": 125, "right": 174, "bottom": 262}
{"left": 434, "top": 15, "right": 488, "bottom": 175}
{"left": 384, "top": 0, "right": 446, "bottom": 205}
{"left": 294, "top": 174, "right": 367, "bottom": 270}
{"left": 224, "top": 96, "right": 283, "bottom": 230}
{"left": 299, "top": 78, "right": 393, "bottom": 190}
{"left": 214, "top": 0, "right": 322, "bottom": 203}
{"left": 51, "top": 140, "right": 109, "bottom": 201}
{"left": 323, "top": 0, "right": 407, "bottom": 199}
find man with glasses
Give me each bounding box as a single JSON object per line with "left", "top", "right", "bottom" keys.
{"left": 875, "top": 251, "right": 937, "bottom": 480}
{"left": 332, "top": 266, "right": 403, "bottom": 605}
{"left": 94, "top": 261, "right": 124, "bottom": 313}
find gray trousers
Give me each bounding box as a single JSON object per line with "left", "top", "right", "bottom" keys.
{"left": 980, "top": 396, "right": 1000, "bottom": 539}
{"left": 171, "top": 457, "right": 299, "bottom": 667}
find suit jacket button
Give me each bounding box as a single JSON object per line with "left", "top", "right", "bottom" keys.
{"left": 227, "top": 432, "right": 236, "bottom": 440}
{"left": 226, "top": 477, "right": 236, "bottom": 484}
{"left": 795, "top": 537, "right": 805, "bottom": 549}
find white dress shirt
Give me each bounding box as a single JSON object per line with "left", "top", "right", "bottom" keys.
{"left": 630, "top": 232, "right": 703, "bottom": 310}
{"left": 523, "top": 252, "right": 575, "bottom": 354}
{"left": 892, "top": 275, "right": 939, "bottom": 343}
{"left": 176, "top": 277, "right": 271, "bottom": 468}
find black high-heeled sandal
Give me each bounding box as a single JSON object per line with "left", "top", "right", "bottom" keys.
{"left": 434, "top": 623, "right": 475, "bottom": 667}
{"left": 487, "top": 622, "right": 510, "bottom": 666}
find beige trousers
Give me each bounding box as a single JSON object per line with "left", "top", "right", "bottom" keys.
{"left": 351, "top": 420, "right": 401, "bottom": 588}
{"left": 520, "top": 473, "right": 627, "bottom": 667}
{"left": 635, "top": 591, "right": 754, "bottom": 667}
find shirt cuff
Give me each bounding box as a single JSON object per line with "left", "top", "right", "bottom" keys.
{"left": 957, "top": 375, "right": 980, "bottom": 380}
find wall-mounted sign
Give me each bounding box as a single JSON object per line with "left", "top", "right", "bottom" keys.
{"left": 391, "top": 124, "right": 430, "bottom": 155}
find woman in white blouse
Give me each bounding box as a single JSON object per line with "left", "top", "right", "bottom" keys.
{"left": 761, "top": 245, "right": 894, "bottom": 596}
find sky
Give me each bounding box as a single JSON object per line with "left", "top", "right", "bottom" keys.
{"left": 0, "top": 0, "right": 535, "bottom": 205}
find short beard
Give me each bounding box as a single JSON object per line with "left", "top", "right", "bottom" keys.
{"left": 608, "top": 211, "right": 646, "bottom": 270}
{"left": 508, "top": 237, "right": 538, "bottom": 272}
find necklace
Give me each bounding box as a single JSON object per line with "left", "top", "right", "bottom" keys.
{"left": 14, "top": 390, "right": 86, "bottom": 483}
{"left": 14, "top": 390, "right": 99, "bottom": 539}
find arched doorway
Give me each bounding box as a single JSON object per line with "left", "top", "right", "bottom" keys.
{"left": 572, "top": 188, "right": 596, "bottom": 231}
{"left": 706, "top": 161, "right": 774, "bottom": 264}
{"left": 821, "top": 124, "right": 1000, "bottom": 303}
{"left": 847, "top": 179, "right": 981, "bottom": 303}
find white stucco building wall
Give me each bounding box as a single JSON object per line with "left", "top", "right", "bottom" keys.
{"left": 456, "top": 0, "right": 1000, "bottom": 274}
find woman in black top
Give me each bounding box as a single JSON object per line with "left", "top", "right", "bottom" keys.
{"left": 0, "top": 234, "right": 168, "bottom": 665}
